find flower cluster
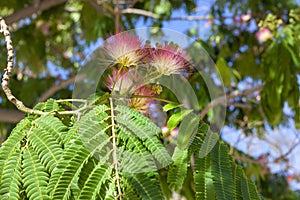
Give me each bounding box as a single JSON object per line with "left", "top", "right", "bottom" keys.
{"left": 104, "top": 33, "right": 143, "bottom": 67}
{"left": 106, "top": 69, "right": 156, "bottom": 114}
{"left": 256, "top": 27, "right": 272, "bottom": 42}
{"left": 104, "top": 33, "right": 190, "bottom": 114}
{"left": 149, "top": 42, "right": 188, "bottom": 76}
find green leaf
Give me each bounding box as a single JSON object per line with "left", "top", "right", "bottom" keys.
{"left": 233, "top": 165, "right": 243, "bottom": 200}
{"left": 167, "top": 147, "right": 189, "bottom": 191}
{"left": 78, "top": 163, "right": 112, "bottom": 200}
{"left": 115, "top": 105, "right": 172, "bottom": 167}
{"left": 127, "top": 173, "right": 164, "bottom": 200}
{"left": 167, "top": 109, "right": 193, "bottom": 131}
{"left": 115, "top": 105, "right": 161, "bottom": 139}
{"left": 0, "top": 148, "right": 23, "bottom": 200}
{"left": 199, "top": 130, "right": 219, "bottom": 158}
{"left": 241, "top": 176, "right": 261, "bottom": 200}
{"left": 162, "top": 103, "right": 182, "bottom": 112}
{"left": 211, "top": 141, "right": 235, "bottom": 200}
{"left": 28, "top": 117, "right": 63, "bottom": 173}
{"left": 122, "top": 178, "right": 139, "bottom": 200}
{"left": 194, "top": 151, "right": 213, "bottom": 200}
{"left": 48, "top": 138, "right": 91, "bottom": 200}
{"left": 0, "top": 118, "right": 30, "bottom": 180}
{"left": 177, "top": 113, "right": 200, "bottom": 149}
{"left": 216, "top": 57, "right": 232, "bottom": 87}
{"left": 22, "top": 146, "right": 50, "bottom": 200}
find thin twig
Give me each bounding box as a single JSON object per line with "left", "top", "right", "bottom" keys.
{"left": 115, "top": 0, "right": 121, "bottom": 33}
{"left": 171, "top": 15, "right": 211, "bottom": 21}
{"left": 88, "top": 0, "right": 108, "bottom": 15}
{"left": 121, "top": 8, "right": 158, "bottom": 18}
{"left": 4, "top": 0, "right": 68, "bottom": 25}
{"left": 128, "top": 0, "right": 139, "bottom": 8}
{"left": 37, "top": 74, "right": 85, "bottom": 103}
{"left": 109, "top": 98, "right": 123, "bottom": 199}
{"left": 200, "top": 85, "right": 264, "bottom": 118}
{"left": 100, "top": 0, "right": 115, "bottom": 15}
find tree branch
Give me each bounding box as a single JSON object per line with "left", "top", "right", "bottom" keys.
{"left": 171, "top": 15, "right": 210, "bottom": 21}
{"left": 1, "top": 17, "right": 87, "bottom": 117}
{"left": 1, "top": 17, "right": 46, "bottom": 115}
{"left": 88, "top": 0, "right": 108, "bottom": 15}
{"left": 128, "top": 0, "right": 139, "bottom": 8}
{"left": 4, "top": 0, "right": 68, "bottom": 25}
{"left": 0, "top": 108, "right": 25, "bottom": 123}
{"left": 200, "top": 85, "right": 264, "bottom": 118}
{"left": 121, "top": 8, "right": 158, "bottom": 18}
{"left": 100, "top": 0, "right": 115, "bottom": 15}
{"left": 37, "top": 74, "right": 85, "bottom": 103}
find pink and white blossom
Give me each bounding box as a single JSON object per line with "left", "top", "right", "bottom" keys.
{"left": 256, "top": 27, "right": 272, "bottom": 42}
{"left": 106, "top": 69, "right": 137, "bottom": 95}
{"left": 104, "top": 33, "right": 143, "bottom": 66}
{"left": 241, "top": 14, "right": 251, "bottom": 22}
{"left": 106, "top": 69, "right": 156, "bottom": 114}
{"left": 149, "top": 43, "right": 188, "bottom": 76}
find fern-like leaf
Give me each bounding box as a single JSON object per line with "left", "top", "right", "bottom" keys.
{"left": 194, "top": 150, "right": 211, "bottom": 200}
{"left": 143, "top": 137, "right": 172, "bottom": 167}
{"left": 211, "top": 141, "right": 235, "bottom": 200}
{"left": 199, "top": 130, "right": 219, "bottom": 158}
{"left": 0, "top": 119, "right": 30, "bottom": 179}
{"left": 48, "top": 138, "right": 91, "bottom": 200}
{"left": 126, "top": 173, "right": 164, "bottom": 200}
{"left": 28, "top": 117, "right": 63, "bottom": 173}
{"left": 241, "top": 176, "right": 261, "bottom": 200}
{"left": 0, "top": 148, "right": 23, "bottom": 200}
{"left": 104, "top": 181, "right": 115, "bottom": 200}
{"left": 78, "top": 163, "right": 112, "bottom": 200}
{"left": 115, "top": 105, "right": 161, "bottom": 138}
{"left": 0, "top": 118, "right": 31, "bottom": 200}
{"left": 167, "top": 147, "right": 189, "bottom": 191}
{"left": 233, "top": 165, "right": 243, "bottom": 200}
{"left": 33, "top": 115, "right": 67, "bottom": 144}
{"left": 115, "top": 105, "right": 172, "bottom": 167}
{"left": 122, "top": 178, "right": 139, "bottom": 200}
{"left": 22, "top": 146, "right": 50, "bottom": 200}
{"left": 188, "top": 123, "right": 208, "bottom": 155}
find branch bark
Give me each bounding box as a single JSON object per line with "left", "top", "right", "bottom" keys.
{"left": 4, "top": 0, "right": 68, "bottom": 25}
{"left": 0, "top": 108, "right": 25, "bottom": 123}
{"left": 36, "top": 74, "right": 85, "bottom": 103}
{"left": 200, "top": 85, "right": 264, "bottom": 118}
{"left": 88, "top": 0, "right": 107, "bottom": 15}
{"left": 121, "top": 8, "right": 158, "bottom": 18}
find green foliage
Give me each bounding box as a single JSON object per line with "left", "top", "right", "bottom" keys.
{"left": 0, "top": 1, "right": 299, "bottom": 199}
{"left": 0, "top": 99, "right": 263, "bottom": 199}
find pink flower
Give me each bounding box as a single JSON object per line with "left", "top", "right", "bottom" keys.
{"left": 149, "top": 43, "right": 189, "bottom": 76}
{"left": 241, "top": 14, "right": 251, "bottom": 22}
{"left": 106, "top": 69, "right": 137, "bottom": 95}
{"left": 129, "top": 86, "right": 156, "bottom": 115}
{"left": 256, "top": 27, "right": 272, "bottom": 42}
{"left": 104, "top": 33, "right": 143, "bottom": 66}
{"left": 106, "top": 69, "right": 156, "bottom": 114}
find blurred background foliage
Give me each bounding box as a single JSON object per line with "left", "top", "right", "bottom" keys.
{"left": 0, "top": 0, "right": 299, "bottom": 199}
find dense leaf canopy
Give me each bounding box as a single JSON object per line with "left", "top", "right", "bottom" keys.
{"left": 0, "top": 0, "right": 299, "bottom": 199}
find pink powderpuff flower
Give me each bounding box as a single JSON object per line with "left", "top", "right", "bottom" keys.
{"left": 241, "top": 13, "right": 251, "bottom": 22}
{"left": 106, "top": 69, "right": 137, "bottom": 95}
{"left": 129, "top": 86, "right": 156, "bottom": 115}
{"left": 256, "top": 27, "right": 272, "bottom": 42}
{"left": 106, "top": 69, "right": 156, "bottom": 114}
{"left": 149, "top": 43, "right": 189, "bottom": 76}
{"left": 104, "top": 33, "right": 143, "bottom": 67}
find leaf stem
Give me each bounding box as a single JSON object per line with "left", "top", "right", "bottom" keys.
{"left": 109, "top": 97, "right": 122, "bottom": 199}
